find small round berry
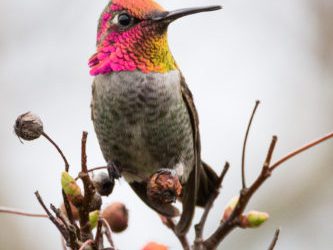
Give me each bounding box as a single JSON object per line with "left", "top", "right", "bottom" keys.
{"left": 92, "top": 172, "right": 114, "bottom": 196}
{"left": 102, "top": 202, "right": 128, "bottom": 233}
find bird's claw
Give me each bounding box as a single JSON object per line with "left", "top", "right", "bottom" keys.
{"left": 107, "top": 161, "right": 122, "bottom": 180}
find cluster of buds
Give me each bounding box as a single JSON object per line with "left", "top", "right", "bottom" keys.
{"left": 223, "top": 196, "right": 269, "bottom": 228}
{"left": 60, "top": 171, "right": 128, "bottom": 233}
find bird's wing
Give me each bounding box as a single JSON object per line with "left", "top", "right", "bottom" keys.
{"left": 175, "top": 74, "right": 201, "bottom": 235}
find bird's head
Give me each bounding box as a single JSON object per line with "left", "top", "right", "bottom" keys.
{"left": 89, "top": 0, "right": 221, "bottom": 75}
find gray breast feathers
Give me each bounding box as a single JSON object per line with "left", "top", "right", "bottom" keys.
{"left": 91, "top": 70, "right": 194, "bottom": 183}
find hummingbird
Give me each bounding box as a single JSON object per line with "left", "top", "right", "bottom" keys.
{"left": 89, "top": 0, "right": 221, "bottom": 234}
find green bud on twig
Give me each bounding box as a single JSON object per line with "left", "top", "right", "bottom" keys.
{"left": 241, "top": 210, "right": 269, "bottom": 228}
{"left": 223, "top": 196, "right": 239, "bottom": 221}
{"left": 89, "top": 210, "right": 100, "bottom": 229}
{"left": 61, "top": 172, "right": 83, "bottom": 204}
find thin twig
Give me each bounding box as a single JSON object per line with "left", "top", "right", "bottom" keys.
{"left": 0, "top": 206, "right": 47, "bottom": 218}
{"left": 268, "top": 229, "right": 280, "bottom": 250}
{"left": 95, "top": 219, "right": 103, "bottom": 249}
{"left": 194, "top": 162, "right": 230, "bottom": 245}
{"left": 204, "top": 130, "right": 333, "bottom": 249}
{"left": 87, "top": 166, "right": 108, "bottom": 174}
{"left": 101, "top": 218, "right": 115, "bottom": 250}
{"left": 75, "top": 166, "right": 107, "bottom": 181}
{"left": 50, "top": 204, "right": 70, "bottom": 230}
{"left": 203, "top": 136, "right": 278, "bottom": 249}
{"left": 62, "top": 190, "right": 80, "bottom": 238}
{"left": 50, "top": 204, "right": 79, "bottom": 249}
{"left": 34, "top": 191, "right": 69, "bottom": 241}
{"left": 78, "top": 131, "right": 96, "bottom": 242}
{"left": 270, "top": 131, "right": 333, "bottom": 171}
{"left": 81, "top": 131, "right": 88, "bottom": 173}
{"left": 161, "top": 217, "right": 190, "bottom": 250}
{"left": 42, "top": 132, "right": 70, "bottom": 171}
{"left": 79, "top": 239, "right": 94, "bottom": 250}
{"left": 241, "top": 100, "right": 260, "bottom": 189}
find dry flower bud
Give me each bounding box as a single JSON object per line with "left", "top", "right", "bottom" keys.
{"left": 223, "top": 196, "right": 239, "bottom": 221}
{"left": 88, "top": 193, "right": 102, "bottom": 212}
{"left": 60, "top": 201, "right": 80, "bottom": 220}
{"left": 241, "top": 210, "right": 269, "bottom": 228}
{"left": 92, "top": 172, "right": 114, "bottom": 196}
{"left": 147, "top": 170, "right": 182, "bottom": 204}
{"left": 142, "top": 242, "right": 168, "bottom": 250}
{"left": 14, "top": 112, "right": 44, "bottom": 141}
{"left": 89, "top": 210, "right": 100, "bottom": 229}
{"left": 102, "top": 202, "right": 128, "bottom": 233}
{"left": 61, "top": 172, "right": 83, "bottom": 204}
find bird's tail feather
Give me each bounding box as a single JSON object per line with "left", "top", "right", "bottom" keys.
{"left": 196, "top": 161, "right": 219, "bottom": 207}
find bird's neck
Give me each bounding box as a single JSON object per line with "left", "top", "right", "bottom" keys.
{"left": 89, "top": 30, "right": 178, "bottom": 76}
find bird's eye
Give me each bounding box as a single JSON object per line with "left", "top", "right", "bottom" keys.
{"left": 118, "top": 13, "right": 132, "bottom": 27}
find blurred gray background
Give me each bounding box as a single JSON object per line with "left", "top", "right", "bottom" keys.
{"left": 0, "top": 0, "right": 332, "bottom": 249}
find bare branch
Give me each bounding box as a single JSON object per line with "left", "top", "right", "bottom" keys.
{"left": 50, "top": 204, "right": 69, "bottom": 230}
{"left": 268, "top": 229, "right": 281, "bottom": 250}
{"left": 270, "top": 131, "right": 333, "bottom": 171}
{"left": 78, "top": 131, "right": 95, "bottom": 242}
{"left": 75, "top": 166, "right": 107, "bottom": 181}
{"left": 242, "top": 100, "right": 260, "bottom": 188}
{"left": 50, "top": 204, "right": 79, "bottom": 249}
{"left": 161, "top": 216, "right": 190, "bottom": 250}
{"left": 101, "top": 218, "right": 115, "bottom": 250}
{"left": 203, "top": 136, "right": 278, "bottom": 249}
{"left": 62, "top": 190, "right": 80, "bottom": 238}
{"left": 204, "top": 129, "right": 333, "bottom": 249}
{"left": 79, "top": 240, "right": 93, "bottom": 250}
{"left": 194, "top": 162, "right": 230, "bottom": 246}
{"left": 0, "top": 206, "right": 47, "bottom": 218}
{"left": 34, "top": 191, "right": 69, "bottom": 242}
{"left": 95, "top": 219, "right": 103, "bottom": 249}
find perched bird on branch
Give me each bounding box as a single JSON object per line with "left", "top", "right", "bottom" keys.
{"left": 90, "top": 0, "right": 221, "bottom": 234}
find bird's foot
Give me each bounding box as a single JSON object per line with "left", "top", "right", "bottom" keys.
{"left": 147, "top": 169, "right": 183, "bottom": 204}
{"left": 107, "top": 161, "right": 122, "bottom": 180}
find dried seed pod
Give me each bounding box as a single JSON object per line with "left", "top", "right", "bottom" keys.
{"left": 92, "top": 172, "right": 114, "bottom": 196}
{"left": 102, "top": 202, "right": 128, "bottom": 233}
{"left": 14, "top": 112, "right": 44, "bottom": 141}
{"left": 147, "top": 170, "right": 182, "bottom": 204}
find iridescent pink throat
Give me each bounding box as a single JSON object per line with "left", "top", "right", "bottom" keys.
{"left": 88, "top": 5, "right": 177, "bottom": 76}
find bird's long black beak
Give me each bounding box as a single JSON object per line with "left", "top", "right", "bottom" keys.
{"left": 151, "top": 5, "right": 222, "bottom": 22}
